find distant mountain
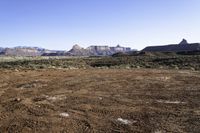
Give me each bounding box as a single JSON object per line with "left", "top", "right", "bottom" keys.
{"left": 87, "top": 46, "right": 112, "bottom": 56}
{"left": 0, "top": 47, "right": 5, "bottom": 52}
{"left": 4, "top": 47, "right": 43, "bottom": 56}
{"left": 0, "top": 47, "right": 5, "bottom": 55}
{"left": 2, "top": 39, "right": 200, "bottom": 57}
{"left": 0, "top": 46, "right": 55, "bottom": 56}
{"left": 66, "top": 44, "right": 90, "bottom": 56}
{"left": 65, "top": 44, "right": 133, "bottom": 56}
{"left": 0, "top": 45, "right": 134, "bottom": 56}
{"left": 142, "top": 39, "right": 200, "bottom": 52}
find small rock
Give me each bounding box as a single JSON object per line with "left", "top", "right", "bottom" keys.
{"left": 98, "top": 97, "right": 103, "bottom": 100}
{"left": 190, "top": 67, "right": 195, "bottom": 71}
{"left": 125, "top": 66, "right": 130, "bottom": 69}
{"left": 14, "top": 69, "right": 19, "bottom": 72}
{"left": 60, "top": 113, "right": 69, "bottom": 118}
{"left": 117, "top": 118, "right": 135, "bottom": 125}
{"left": 154, "top": 130, "right": 162, "bottom": 133}
{"left": 14, "top": 98, "right": 21, "bottom": 102}
{"left": 136, "top": 66, "right": 140, "bottom": 69}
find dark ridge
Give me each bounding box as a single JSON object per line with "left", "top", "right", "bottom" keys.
{"left": 142, "top": 39, "right": 200, "bottom": 52}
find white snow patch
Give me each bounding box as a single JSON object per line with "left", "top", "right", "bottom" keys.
{"left": 60, "top": 113, "right": 69, "bottom": 117}
{"left": 117, "top": 118, "right": 134, "bottom": 125}
{"left": 156, "top": 100, "right": 185, "bottom": 104}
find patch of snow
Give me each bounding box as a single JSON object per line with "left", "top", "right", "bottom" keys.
{"left": 117, "top": 118, "right": 134, "bottom": 125}
{"left": 60, "top": 113, "right": 69, "bottom": 117}
{"left": 156, "top": 100, "right": 186, "bottom": 104}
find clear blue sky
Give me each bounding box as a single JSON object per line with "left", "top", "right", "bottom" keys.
{"left": 0, "top": 0, "right": 199, "bottom": 50}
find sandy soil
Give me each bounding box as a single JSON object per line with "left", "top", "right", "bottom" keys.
{"left": 0, "top": 68, "right": 199, "bottom": 133}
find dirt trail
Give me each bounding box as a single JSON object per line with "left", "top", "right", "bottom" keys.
{"left": 0, "top": 69, "right": 199, "bottom": 132}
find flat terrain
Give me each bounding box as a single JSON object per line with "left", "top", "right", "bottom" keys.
{"left": 0, "top": 68, "right": 199, "bottom": 133}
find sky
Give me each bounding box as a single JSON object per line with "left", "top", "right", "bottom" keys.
{"left": 0, "top": 0, "right": 199, "bottom": 50}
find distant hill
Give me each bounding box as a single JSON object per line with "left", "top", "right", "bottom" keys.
{"left": 4, "top": 47, "right": 41, "bottom": 56}
{"left": 0, "top": 47, "right": 5, "bottom": 55}
{"left": 62, "top": 44, "right": 133, "bottom": 56}
{"left": 0, "top": 45, "right": 134, "bottom": 56}
{"left": 65, "top": 44, "right": 90, "bottom": 56}
{"left": 2, "top": 39, "right": 200, "bottom": 57}
{"left": 0, "top": 46, "right": 61, "bottom": 56}
{"left": 0, "top": 47, "right": 4, "bottom": 52}
{"left": 0, "top": 47, "right": 50, "bottom": 56}
{"left": 65, "top": 44, "right": 133, "bottom": 56}
{"left": 142, "top": 39, "right": 200, "bottom": 52}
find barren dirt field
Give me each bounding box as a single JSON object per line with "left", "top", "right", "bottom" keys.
{"left": 0, "top": 68, "right": 199, "bottom": 133}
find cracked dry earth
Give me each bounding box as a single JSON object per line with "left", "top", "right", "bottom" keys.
{"left": 0, "top": 69, "right": 199, "bottom": 133}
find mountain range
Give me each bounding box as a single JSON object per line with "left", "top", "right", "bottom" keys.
{"left": 0, "top": 45, "right": 133, "bottom": 56}
{"left": 1, "top": 39, "right": 199, "bottom": 57}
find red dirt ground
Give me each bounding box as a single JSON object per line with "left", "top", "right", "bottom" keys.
{"left": 0, "top": 68, "right": 199, "bottom": 133}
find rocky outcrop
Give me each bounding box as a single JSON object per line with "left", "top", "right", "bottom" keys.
{"left": 66, "top": 45, "right": 132, "bottom": 56}
{"left": 87, "top": 46, "right": 112, "bottom": 56}
{"left": 0, "top": 47, "right": 54, "bottom": 56}
{"left": 66, "top": 44, "right": 90, "bottom": 56}
{"left": 179, "top": 39, "right": 188, "bottom": 45}
{"left": 4, "top": 47, "right": 41, "bottom": 56}
{"left": 142, "top": 39, "right": 200, "bottom": 52}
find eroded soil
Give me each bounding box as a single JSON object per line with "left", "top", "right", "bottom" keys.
{"left": 0, "top": 69, "right": 199, "bottom": 133}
